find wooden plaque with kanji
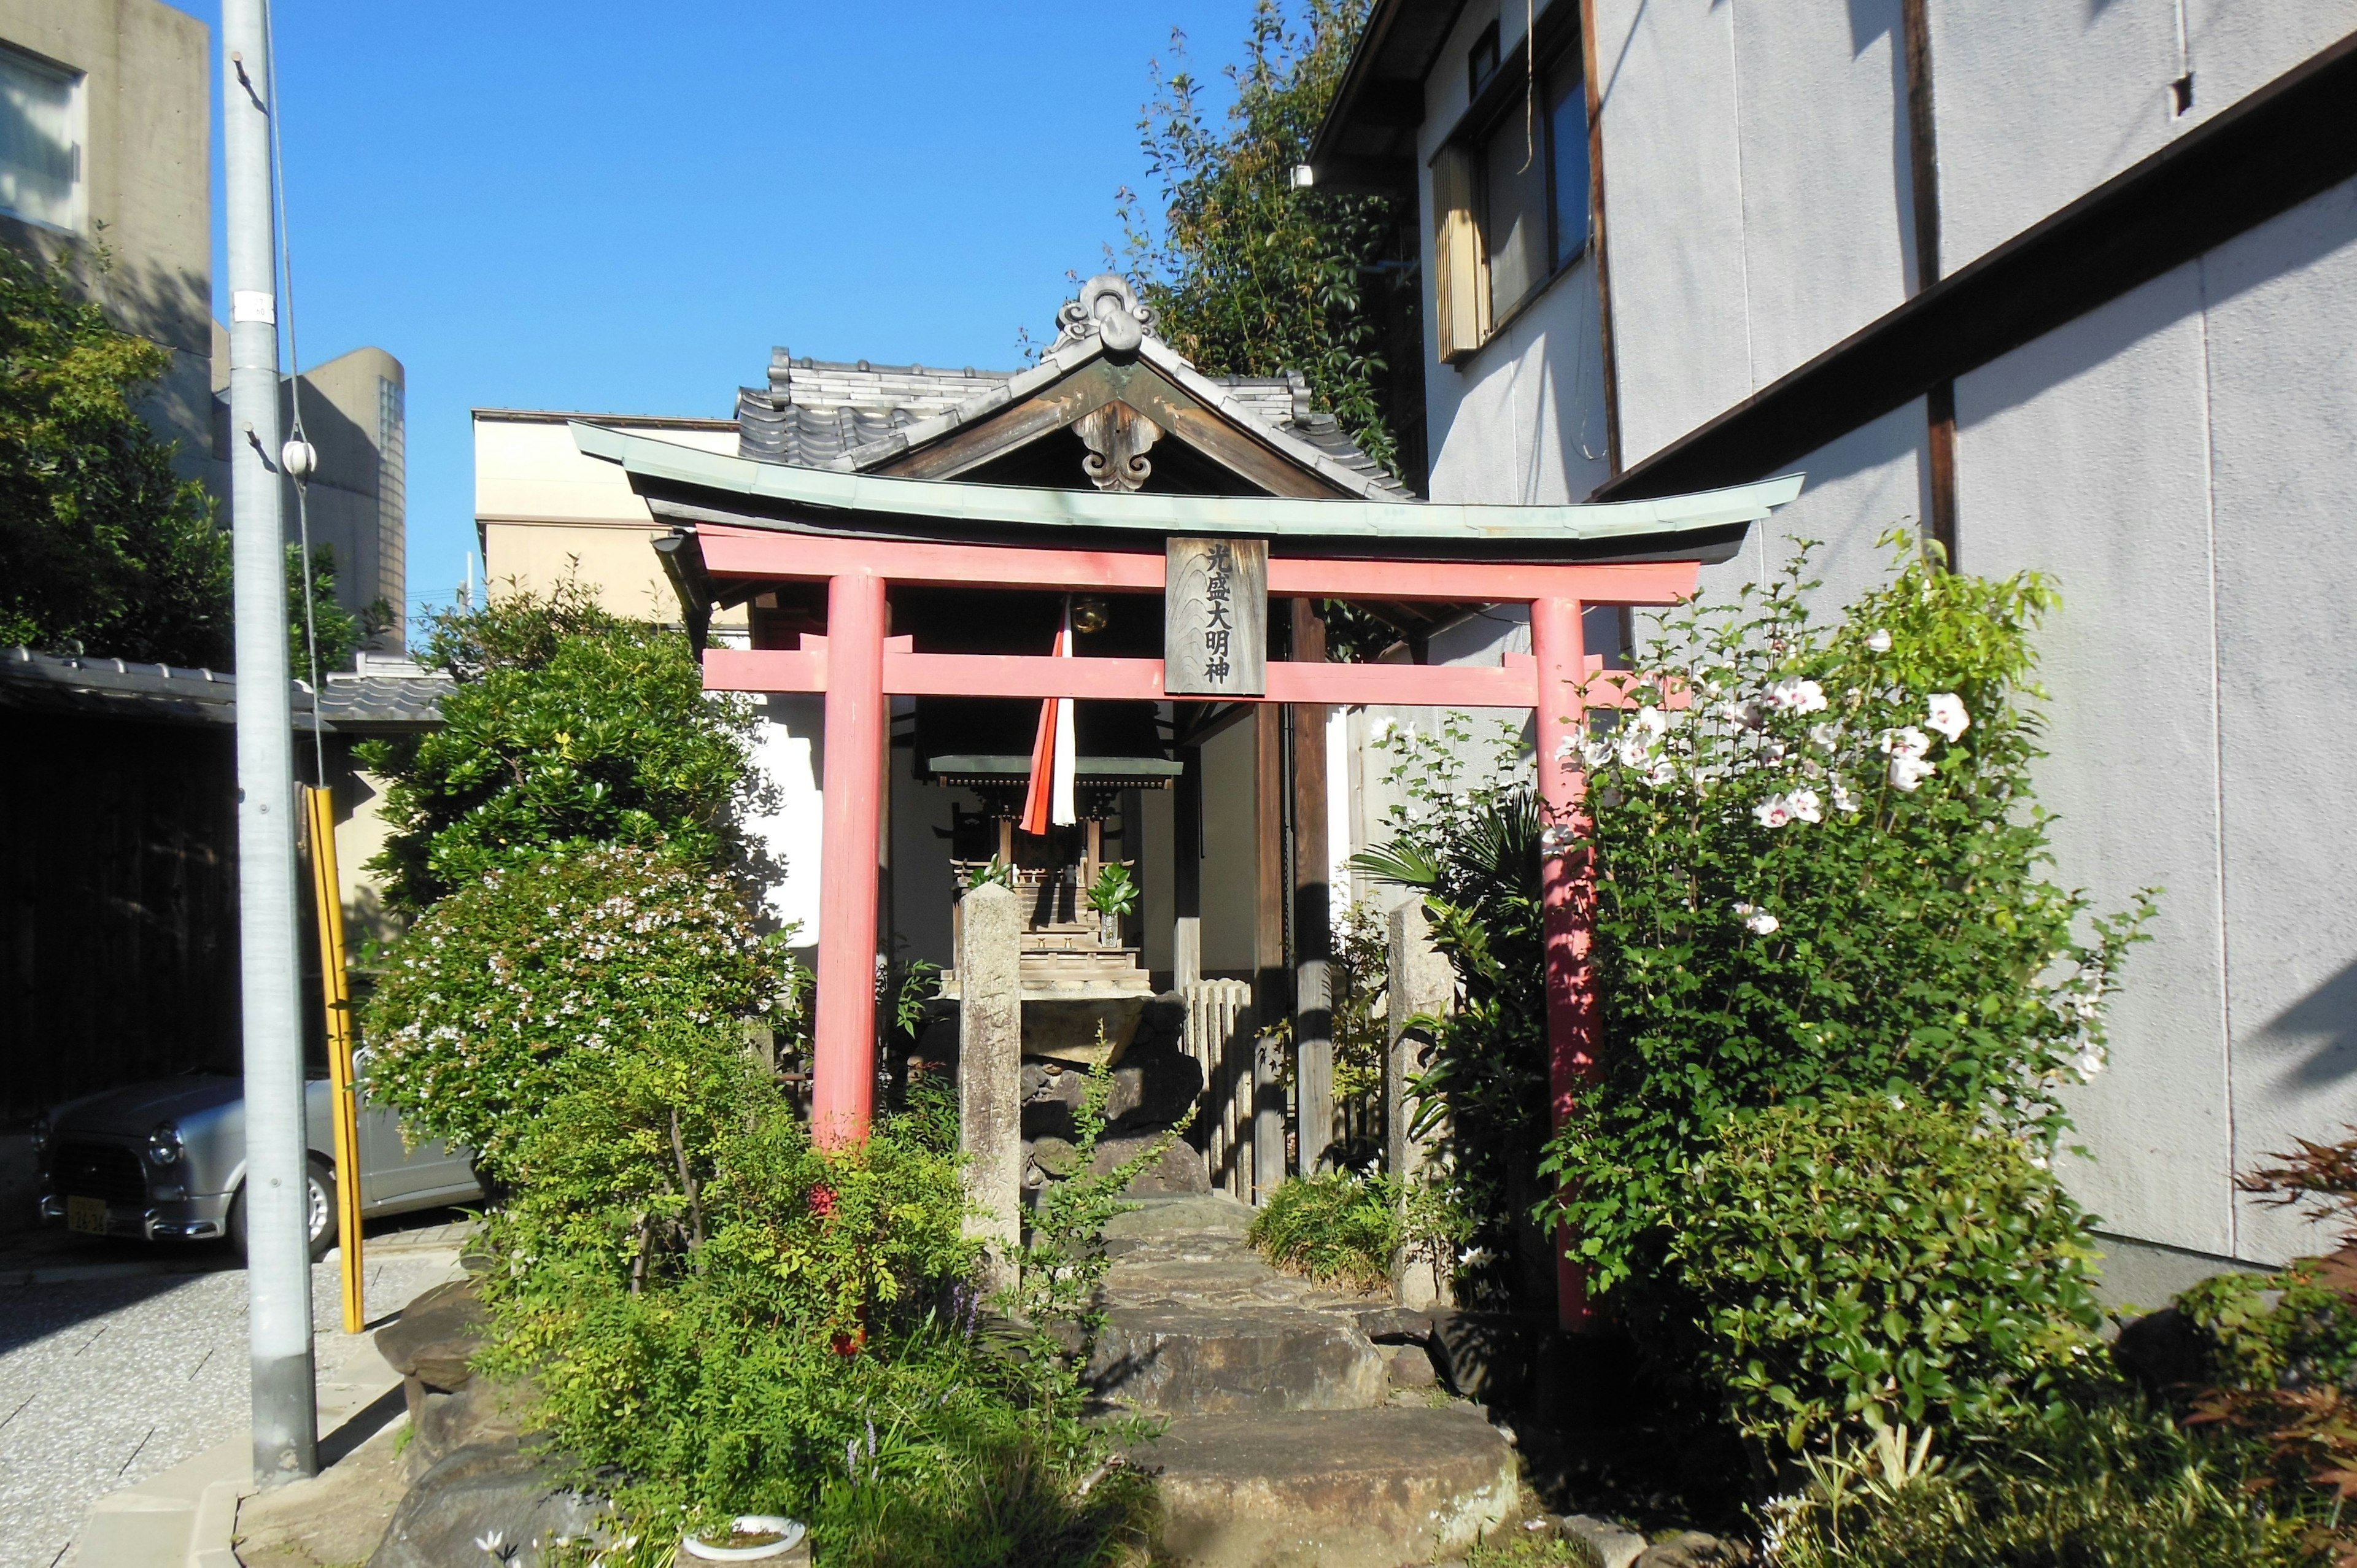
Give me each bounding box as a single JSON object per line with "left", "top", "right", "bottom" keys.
{"left": 1164, "top": 536, "right": 1268, "bottom": 696}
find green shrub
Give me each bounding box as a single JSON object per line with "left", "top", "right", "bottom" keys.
{"left": 1353, "top": 719, "right": 1555, "bottom": 1309}
{"left": 490, "top": 1036, "right": 1159, "bottom": 1567}
{"left": 1549, "top": 538, "right": 2152, "bottom": 1311}
{"left": 360, "top": 844, "right": 793, "bottom": 1173}
{"left": 1766, "top": 1396, "right": 2329, "bottom": 1568}
{"left": 1250, "top": 1170, "right": 1404, "bottom": 1292}
{"left": 357, "top": 578, "right": 764, "bottom": 912}
{"left": 1668, "top": 1094, "right": 2103, "bottom": 1449}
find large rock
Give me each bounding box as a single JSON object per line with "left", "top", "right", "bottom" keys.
{"left": 1557, "top": 1513, "right": 1649, "bottom": 1568}
{"left": 1022, "top": 1033, "right": 1205, "bottom": 1142}
{"left": 368, "top": 1443, "right": 603, "bottom": 1568}
{"left": 1092, "top": 1130, "right": 1211, "bottom": 1195}
{"left": 411, "top": 1372, "right": 534, "bottom": 1479}
{"left": 1136, "top": 1405, "right": 1518, "bottom": 1568}
{"left": 376, "top": 1278, "right": 489, "bottom": 1392}
{"left": 1430, "top": 1310, "right": 1548, "bottom": 1408}
{"left": 1090, "top": 1305, "right": 1386, "bottom": 1415}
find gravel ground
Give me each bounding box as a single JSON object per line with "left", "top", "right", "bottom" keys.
{"left": 0, "top": 1230, "right": 469, "bottom": 1568}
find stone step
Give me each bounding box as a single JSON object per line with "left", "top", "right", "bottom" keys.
{"left": 1132, "top": 1405, "right": 1519, "bottom": 1568}
{"left": 1089, "top": 1303, "right": 1388, "bottom": 1414}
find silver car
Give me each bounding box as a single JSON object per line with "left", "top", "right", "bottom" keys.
{"left": 34, "top": 1069, "right": 484, "bottom": 1261}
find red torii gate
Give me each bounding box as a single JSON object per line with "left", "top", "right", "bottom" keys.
{"left": 581, "top": 417, "right": 1802, "bottom": 1329}
{"left": 695, "top": 529, "right": 1672, "bottom": 1327}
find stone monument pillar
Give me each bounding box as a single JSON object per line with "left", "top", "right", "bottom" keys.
{"left": 1388, "top": 898, "right": 1455, "bottom": 1309}
{"left": 958, "top": 882, "right": 1023, "bottom": 1284}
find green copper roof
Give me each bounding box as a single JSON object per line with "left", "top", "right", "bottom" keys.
{"left": 571, "top": 422, "right": 1803, "bottom": 544}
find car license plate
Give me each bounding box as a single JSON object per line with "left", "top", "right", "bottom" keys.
{"left": 66, "top": 1195, "right": 109, "bottom": 1235}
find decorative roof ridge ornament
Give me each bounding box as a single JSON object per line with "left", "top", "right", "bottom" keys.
{"left": 1051, "top": 274, "right": 1157, "bottom": 361}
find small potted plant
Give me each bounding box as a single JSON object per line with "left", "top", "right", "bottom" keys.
{"left": 680, "top": 1515, "right": 807, "bottom": 1562}
{"left": 1085, "top": 862, "right": 1137, "bottom": 946}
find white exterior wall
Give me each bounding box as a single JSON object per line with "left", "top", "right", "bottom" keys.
{"left": 2198, "top": 181, "right": 2357, "bottom": 1263}
{"left": 1386, "top": 2, "right": 2357, "bottom": 1275}
{"left": 1958, "top": 265, "right": 2237, "bottom": 1259}
{"left": 1588, "top": 0, "right": 1751, "bottom": 464}
{"left": 1690, "top": 399, "right": 1928, "bottom": 622}
{"left": 1417, "top": 0, "right": 1614, "bottom": 506}
{"left": 1725, "top": 0, "right": 1919, "bottom": 377}
{"left": 1954, "top": 178, "right": 2357, "bottom": 1267}
{"left": 1932, "top": 1, "right": 2357, "bottom": 273}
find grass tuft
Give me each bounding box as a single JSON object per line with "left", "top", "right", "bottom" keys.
{"left": 1247, "top": 1171, "right": 1401, "bottom": 1293}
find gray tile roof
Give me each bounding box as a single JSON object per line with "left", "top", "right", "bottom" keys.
{"left": 315, "top": 670, "right": 451, "bottom": 728}
{"left": 735, "top": 349, "right": 1412, "bottom": 499}
{"left": 0, "top": 646, "right": 447, "bottom": 731}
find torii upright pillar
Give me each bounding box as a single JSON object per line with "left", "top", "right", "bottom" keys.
{"left": 811, "top": 568, "right": 886, "bottom": 1146}
{"left": 1530, "top": 596, "right": 1600, "bottom": 1331}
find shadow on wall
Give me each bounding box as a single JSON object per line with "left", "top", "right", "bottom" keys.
{"left": 2266, "top": 957, "right": 2357, "bottom": 1091}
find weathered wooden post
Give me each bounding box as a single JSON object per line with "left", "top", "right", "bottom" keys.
{"left": 1388, "top": 898, "right": 1454, "bottom": 1310}
{"left": 958, "top": 881, "right": 1023, "bottom": 1285}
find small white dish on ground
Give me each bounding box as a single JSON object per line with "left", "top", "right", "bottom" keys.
{"left": 681, "top": 1515, "right": 808, "bottom": 1562}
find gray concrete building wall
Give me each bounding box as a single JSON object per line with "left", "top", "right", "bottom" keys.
{"left": 1359, "top": 1, "right": 2357, "bottom": 1288}
{"left": 0, "top": 0, "right": 212, "bottom": 476}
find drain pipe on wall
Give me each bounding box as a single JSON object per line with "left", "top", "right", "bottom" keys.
{"left": 223, "top": 0, "right": 319, "bottom": 1486}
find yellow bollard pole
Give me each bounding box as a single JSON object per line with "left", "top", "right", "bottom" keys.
{"left": 303, "top": 784, "right": 366, "bottom": 1334}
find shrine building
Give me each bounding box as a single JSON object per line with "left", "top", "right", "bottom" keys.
{"left": 476, "top": 274, "right": 1800, "bottom": 1322}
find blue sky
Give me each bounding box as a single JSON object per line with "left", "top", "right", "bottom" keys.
{"left": 167, "top": 1, "right": 1258, "bottom": 626}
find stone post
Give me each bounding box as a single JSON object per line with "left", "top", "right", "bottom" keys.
{"left": 957, "top": 882, "right": 1023, "bottom": 1284}
{"left": 1388, "top": 898, "right": 1454, "bottom": 1309}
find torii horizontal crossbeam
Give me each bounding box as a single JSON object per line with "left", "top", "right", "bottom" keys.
{"left": 692, "top": 525, "right": 1703, "bottom": 603}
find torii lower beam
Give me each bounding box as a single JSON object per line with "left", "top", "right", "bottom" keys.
{"left": 695, "top": 525, "right": 1695, "bottom": 1332}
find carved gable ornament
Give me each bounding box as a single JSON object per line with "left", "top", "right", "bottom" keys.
{"left": 1073, "top": 401, "right": 1163, "bottom": 493}
{"left": 1051, "top": 274, "right": 1156, "bottom": 360}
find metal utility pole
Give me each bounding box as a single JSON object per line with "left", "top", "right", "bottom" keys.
{"left": 223, "top": 0, "right": 317, "bottom": 1484}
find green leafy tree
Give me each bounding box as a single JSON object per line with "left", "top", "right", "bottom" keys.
{"left": 0, "top": 247, "right": 230, "bottom": 665}
{"left": 355, "top": 579, "right": 766, "bottom": 912}
{"left": 1120, "top": 0, "right": 1406, "bottom": 476}
{"left": 285, "top": 542, "right": 364, "bottom": 680}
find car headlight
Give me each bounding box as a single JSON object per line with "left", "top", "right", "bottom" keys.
{"left": 147, "top": 1121, "right": 185, "bottom": 1167}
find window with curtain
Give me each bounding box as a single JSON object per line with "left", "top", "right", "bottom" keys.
{"left": 0, "top": 48, "right": 83, "bottom": 233}
{"left": 1434, "top": 41, "right": 1593, "bottom": 362}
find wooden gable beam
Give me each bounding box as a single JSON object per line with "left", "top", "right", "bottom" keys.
{"left": 870, "top": 358, "right": 1353, "bottom": 500}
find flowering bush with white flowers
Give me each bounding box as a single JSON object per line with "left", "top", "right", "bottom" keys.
{"left": 1476, "top": 536, "right": 2161, "bottom": 1472}
{"left": 361, "top": 844, "right": 799, "bottom": 1174}
{"left": 1541, "top": 538, "right": 2152, "bottom": 1319}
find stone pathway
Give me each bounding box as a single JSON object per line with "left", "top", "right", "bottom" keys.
{"left": 0, "top": 1219, "right": 471, "bottom": 1568}
{"left": 1094, "top": 1194, "right": 1520, "bottom": 1568}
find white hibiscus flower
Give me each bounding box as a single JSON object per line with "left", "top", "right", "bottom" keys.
{"left": 1925, "top": 692, "right": 1970, "bottom": 742}
{"left": 1829, "top": 778, "right": 1861, "bottom": 813}
{"left": 1753, "top": 795, "right": 1796, "bottom": 828}
{"left": 1786, "top": 787, "right": 1823, "bottom": 824}
{"left": 1866, "top": 628, "right": 1893, "bottom": 654}
{"left": 1733, "top": 901, "right": 1781, "bottom": 936}
{"left": 1887, "top": 754, "right": 1937, "bottom": 792}
{"left": 1878, "top": 725, "right": 1932, "bottom": 760}
{"left": 1767, "top": 676, "right": 1828, "bottom": 714}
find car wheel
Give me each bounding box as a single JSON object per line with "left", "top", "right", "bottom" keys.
{"left": 229, "top": 1156, "right": 338, "bottom": 1265}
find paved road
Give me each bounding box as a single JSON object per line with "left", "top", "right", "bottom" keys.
{"left": 0, "top": 1224, "right": 470, "bottom": 1568}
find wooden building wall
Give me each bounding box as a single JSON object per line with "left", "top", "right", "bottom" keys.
{"left": 0, "top": 709, "right": 241, "bottom": 1119}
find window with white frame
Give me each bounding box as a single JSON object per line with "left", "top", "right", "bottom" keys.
{"left": 0, "top": 46, "right": 84, "bottom": 233}
{"left": 1432, "top": 39, "right": 1591, "bottom": 362}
